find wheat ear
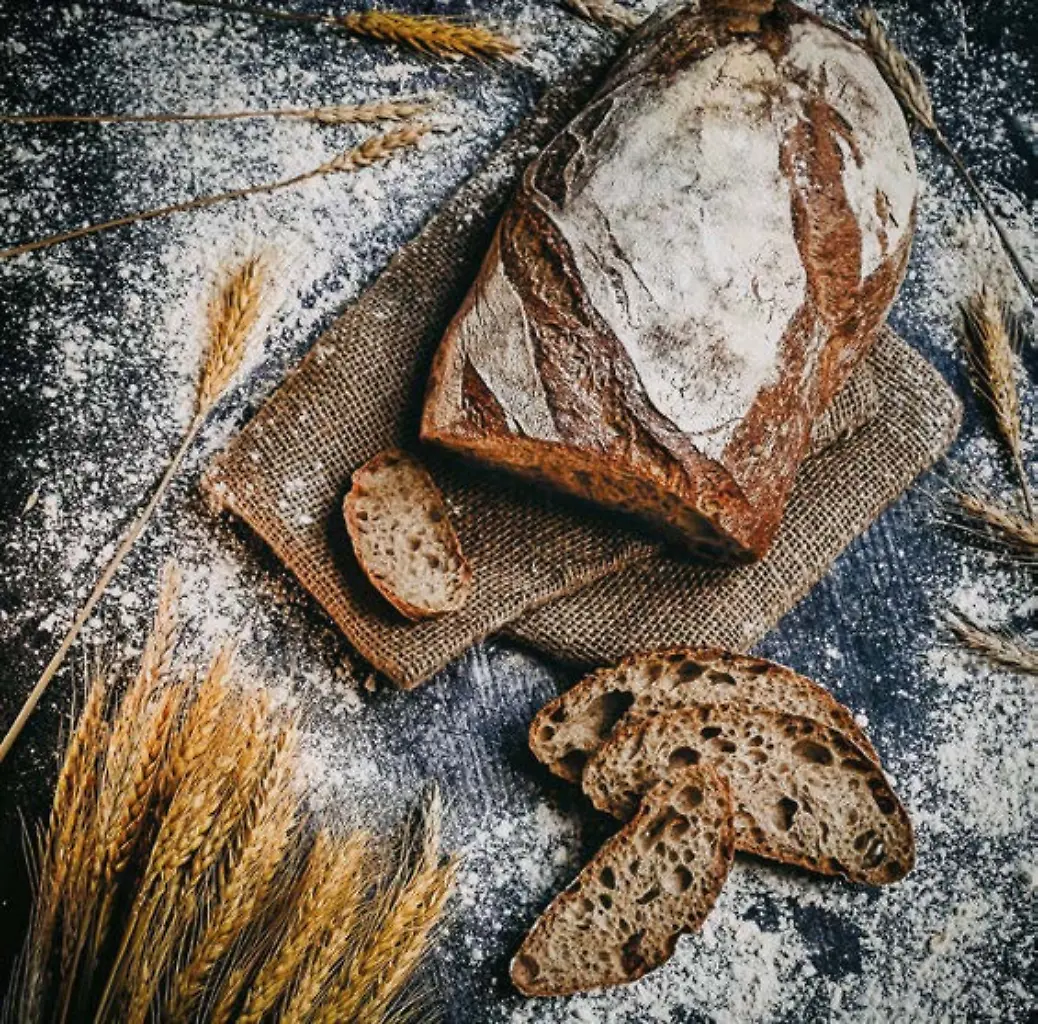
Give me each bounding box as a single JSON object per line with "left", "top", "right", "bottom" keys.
{"left": 0, "top": 124, "right": 428, "bottom": 262}
{"left": 0, "top": 259, "right": 268, "bottom": 765}
{"left": 961, "top": 287, "right": 1034, "bottom": 519}
{"left": 562, "top": 0, "right": 642, "bottom": 34}
{"left": 858, "top": 8, "right": 1035, "bottom": 299}
{"left": 17, "top": 672, "right": 109, "bottom": 1024}
{"left": 178, "top": 0, "right": 519, "bottom": 61}
{"left": 942, "top": 490, "right": 1038, "bottom": 562}
{"left": 318, "top": 786, "right": 457, "bottom": 1024}
{"left": 948, "top": 611, "right": 1038, "bottom": 676}
{"left": 276, "top": 832, "right": 372, "bottom": 1024}
{"left": 160, "top": 719, "right": 300, "bottom": 1022}
{"left": 0, "top": 98, "right": 430, "bottom": 126}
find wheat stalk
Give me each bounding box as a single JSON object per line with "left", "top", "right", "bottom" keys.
{"left": 562, "top": 0, "right": 642, "bottom": 34}
{"left": 0, "top": 258, "right": 269, "bottom": 765}
{"left": 948, "top": 611, "right": 1038, "bottom": 676}
{"left": 0, "top": 98, "right": 430, "bottom": 126}
{"left": 941, "top": 489, "right": 1038, "bottom": 562}
{"left": 8, "top": 575, "right": 455, "bottom": 1024}
{"left": 858, "top": 8, "right": 1035, "bottom": 300}
{"left": 961, "top": 286, "right": 1034, "bottom": 519}
{"left": 0, "top": 124, "right": 429, "bottom": 262}
{"left": 178, "top": 0, "right": 519, "bottom": 61}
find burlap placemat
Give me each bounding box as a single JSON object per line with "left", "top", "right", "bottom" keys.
{"left": 203, "top": 79, "right": 960, "bottom": 689}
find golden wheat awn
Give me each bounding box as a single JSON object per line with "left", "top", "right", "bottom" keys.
{"left": 0, "top": 125, "right": 429, "bottom": 262}
{"left": 179, "top": 0, "right": 519, "bottom": 61}
{"left": 858, "top": 8, "right": 1035, "bottom": 299}
{"left": 563, "top": 0, "right": 642, "bottom": 33}
{"left": 0, "top": 258, "right": 270, "bottom": 765}
{"left": 961, "top": 286, "right": 1034, "bottom": 520}
{"left": 6, "top": 578, "right": 456, "bottom": 1024}
{"left": 948, "top": 611, "right": 1038, "bottom": 676}
{"left": 0, "top": 98, "right": 431, "bottom": 126}
{"left": 943, "top": 489, "right": 1038, "bottom": 561}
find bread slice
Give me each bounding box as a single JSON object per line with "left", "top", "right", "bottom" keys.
{"left": 511, "top": 766, "right": 734, "bottom": 997}
{"left": 529, "top": 648, "right": 878, "bottom": 783}
{"left": 343, "top": 449, "right": 471, "bottom": 621}
{"left": 583, "top": 705, "right": 914, "bottom": 886}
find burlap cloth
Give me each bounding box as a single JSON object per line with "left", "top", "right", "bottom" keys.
{"left": 203, "top": 78, "right": 962, "bottom": 689}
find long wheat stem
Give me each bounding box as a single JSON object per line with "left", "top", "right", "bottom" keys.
{"left": 0, "top": 257, "right": 268, "bottom": 764}
{"left": 858, "top": 8, "right": 1036, "bottom": 300}
{"left": 0, "top": 99, "right": 430, "bottom": 127}
{"left": 0, "top": 124, "right": 428, "bottom": 262}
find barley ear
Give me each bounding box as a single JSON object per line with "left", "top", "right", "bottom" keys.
{"left": 562, "top": 0, "right": 642, "bottom": 34}
{"left": 948, "top": 611, "right": 1038, "bottom": 676}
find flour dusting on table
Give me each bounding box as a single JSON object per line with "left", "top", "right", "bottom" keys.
{"left": 0, "top": 0, "right": 1035, "bottom": 1021}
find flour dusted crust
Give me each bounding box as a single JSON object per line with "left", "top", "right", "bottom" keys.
{"left": 422, "top": 0, "right": 917, "bottom": 561}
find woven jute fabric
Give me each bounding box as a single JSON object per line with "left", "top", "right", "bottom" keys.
{"left": 204, "top": 79, "right": 961, "bottom": 690}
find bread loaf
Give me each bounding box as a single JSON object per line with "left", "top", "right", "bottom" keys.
{"left": 583, "top": 704, "right": 915, "bottom": 885}
{"left": 529, "top": 647, "right": 878, "bottom": 782}
{"left": 343, "top": 450, "right": 471, "bottom": 620}
{"left": 422, "top": 0, "right": 916, "bottom": 561}
{"left": 511, "top": 766, "right": 734, "bottom": 996}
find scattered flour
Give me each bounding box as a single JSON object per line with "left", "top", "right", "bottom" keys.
{"left": 0, "top": 0, "right": 1035, "bottom": 1022}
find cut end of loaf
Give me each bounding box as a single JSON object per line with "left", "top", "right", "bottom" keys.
{"left": 343, "top": 449, "right": 472, "bottom": 621}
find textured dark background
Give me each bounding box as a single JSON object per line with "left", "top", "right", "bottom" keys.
{"left": 1, "top": 1, "right": 1035, "bottom": 1021}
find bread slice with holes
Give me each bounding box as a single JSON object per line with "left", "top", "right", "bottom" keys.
{"left": 343, "top": 449, "right": 472, "bottom": 621}
{"left": 530, "top": 648, "right": 878, "bottom": 783}
{"left": 583, "top": 705, "right": 913, "bottom": 886}
{"left": 511, "top": 765, "right": 734, "bottom": 997}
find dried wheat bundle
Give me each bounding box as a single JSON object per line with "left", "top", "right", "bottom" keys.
{"left": 858, "top": 8, "right": 1035, "bottom": 299}
{"left": 0, "top": 98, "right": 431, "bottom": 127}
{"left": 562, "top": 0, "right": 642, "bottom": 34}
{"left": 0, "top": 124, "right": 429, "bottom": 262}
{"left": 961, "top": 286, "right": 1034, "bottom": 520}
{"left": 947, "top": 610, "right": 1038, "bottom": 677}
{"left": 180, "top": 0, "right": 519, "bottom": 61}
{"left": 940, "top": 489, "right": 1038, "bottom": 563}
{"left": 4, "top": 573, "right": 456, "bottom": 1023}
{"left": 0, "top": 256, "right": 269, "bottom": 763}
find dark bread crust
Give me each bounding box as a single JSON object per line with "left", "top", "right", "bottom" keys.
{"left": 529, "top": 646, "right": 880, "bottom": 783}
{"left": 510, "top": 765, "right": 735, "bottom": 997}
{"left": 584, "top": 703, "right": 915, "bottom": 885}
{"left": 422, "top": 0, "right": 916, "bottom": 561}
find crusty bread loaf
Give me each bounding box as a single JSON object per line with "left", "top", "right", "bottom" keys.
{"left": 421, "top": 0, "right": 916, "bottom": 561}
{"left": 511, "top": 766, "right": 734, "bottom": 996}
{"left": 530, "top": 648, "right": 878, "bottom": 782}
{"left": 343, "top": 449, "right": 471, "bottom": 621}
{"left": 583, "top": 705, "right": 914, "bottom": 885}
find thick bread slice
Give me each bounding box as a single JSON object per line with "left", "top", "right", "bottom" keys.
{"left": 511, "top": 766, "right": 734, "bottom": 997}
{"left": 530, "top": 648, "right": 878, "bottom": 783}
{"left": 343, "top": 449, "right": 471, "bottom": 621}
{"left": 583, "top": 705, "right": 914, "bottom": 886}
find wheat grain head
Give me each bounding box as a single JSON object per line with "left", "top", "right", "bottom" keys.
{"left": 858, "top": 8, "right": 936, "bottom": 131}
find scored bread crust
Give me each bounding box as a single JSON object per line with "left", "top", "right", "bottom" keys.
{"left": 511, "top": 765, "right": 735, "bottom": 997}
{"left": 343, "top": 449, "right": 472, "bottom": 621}
{"left": 583, "top": 704, "right": 914, "bottom": 886}
{"left": 421, "top": 0, "right": 917, "bottom": 561}
{"left": 529, "top": 647, "right": 879, "bottom": 783}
